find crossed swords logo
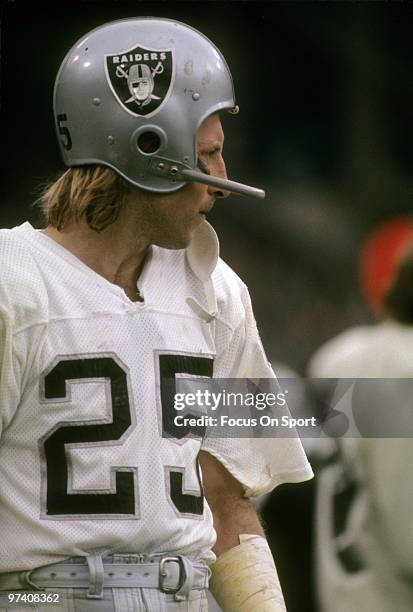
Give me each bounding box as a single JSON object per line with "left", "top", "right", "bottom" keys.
{"left": 115, "top": 61, "right": 164, "bottom": 106}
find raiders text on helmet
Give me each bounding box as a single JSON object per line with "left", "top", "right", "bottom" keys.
{"left": 54, "top": 18, "right": 265, "bottom": 198}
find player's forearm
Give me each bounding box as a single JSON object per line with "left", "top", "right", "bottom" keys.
{"left": 199, "top": 450, "right": 287, "bottom": 610}
{"left": 199, "top": 449, "right": 264, "bottom": 554}
{"left": 211, "top": 495, "right": 265, "bottom": 556}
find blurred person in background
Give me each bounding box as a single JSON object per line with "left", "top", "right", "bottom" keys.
{"left": 308, "top": 217, "right": 413, "bottom": 612}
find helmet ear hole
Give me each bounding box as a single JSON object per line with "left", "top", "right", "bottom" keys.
{"left": 137, "top": 131, "right": 161, "bottom": 154}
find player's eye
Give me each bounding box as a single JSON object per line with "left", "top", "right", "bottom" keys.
{"left": 208, "top": 148, "right": 222, "bottom": 158}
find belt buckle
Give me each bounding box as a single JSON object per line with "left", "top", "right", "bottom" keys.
{"left": 159, "top": 556, "right": 185, "bottom": 594}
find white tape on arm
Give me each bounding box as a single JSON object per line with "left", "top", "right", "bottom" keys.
{"left": 209, "top": 534, "right": 287, "bottom": 612}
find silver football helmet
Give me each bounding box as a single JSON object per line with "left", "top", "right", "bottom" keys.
{"left": 54, "top": 17, "right": 264, "bottom": 198}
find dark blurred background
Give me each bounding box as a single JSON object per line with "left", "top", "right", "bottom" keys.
{"left": 1, "top": 2, "right": 412, "bottom": 610}
{"left": 2, "top": 0, "right": 412, "bottom": 373}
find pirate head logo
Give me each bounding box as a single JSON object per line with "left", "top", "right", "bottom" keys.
{"left": 105, "top": 45, "right": 174, "bottom": 117}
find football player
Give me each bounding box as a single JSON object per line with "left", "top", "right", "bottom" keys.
{"left": 309, "top": 220, "right": 413, "bottom": 612}
{"left": 0, "top": 18, "right": 313, "bottom": 611}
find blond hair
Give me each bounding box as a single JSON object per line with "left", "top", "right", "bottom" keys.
{"left": 38, "top": 165, "right": 135, "bottom": 232}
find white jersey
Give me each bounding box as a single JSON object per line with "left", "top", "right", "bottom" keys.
{"left": 0, "top": 222, "right": 312, "bottom": 572}
{"left": 309, "top": 323, "right": 413, "bottom": 612}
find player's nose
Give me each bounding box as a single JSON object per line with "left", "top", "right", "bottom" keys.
{"left": 207, "top": 155, "right": 230, "bottom": 199}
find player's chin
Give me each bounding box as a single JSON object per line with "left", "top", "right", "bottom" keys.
{"left": 157, "top": 230, "right": 194, "bottom": 250}
{"left": 156, "top": 218, "right": 202, "bottom": 250}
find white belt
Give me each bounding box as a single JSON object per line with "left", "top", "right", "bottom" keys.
{"left": 0, "top": 554, "right": 210, "bottom": 601}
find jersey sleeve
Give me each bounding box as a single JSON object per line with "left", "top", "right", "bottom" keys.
{"left": 201, "top": 271, "right": 313, "bottom": 496}
{"left": 0, "top": 230, "right": 48, "bottom": 436}
{"left": 0, "top": 307, "right": 19, "bottom": 438}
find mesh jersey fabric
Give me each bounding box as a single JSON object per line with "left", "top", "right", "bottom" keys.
{"left": 0, "top": 222, "right": 312, "bottom": 572}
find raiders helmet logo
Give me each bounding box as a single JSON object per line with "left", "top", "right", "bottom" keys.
{"left": 105, "top": 45, "right": 174, "bottom": 118}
